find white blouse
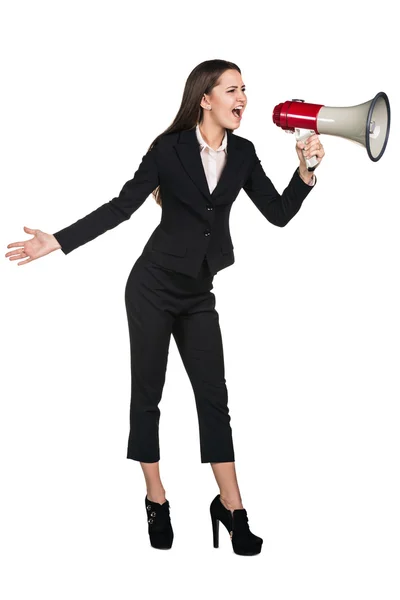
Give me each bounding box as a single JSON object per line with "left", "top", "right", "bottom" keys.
{"left": 195, "top": 124, "right": 228, "bottom": 193}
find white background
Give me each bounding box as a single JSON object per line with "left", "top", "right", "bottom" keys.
{"left": 1, "top": 1, "right": 399, "bottom": 598}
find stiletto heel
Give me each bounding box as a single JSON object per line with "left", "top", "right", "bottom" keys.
{"left": 145, "top": 495, "right": 174, "bottom": 549}
{"left": 209, "top": 494, "right": 263, "bottom": 555}
{"left": 211, "top": 513, "right": 220, "bottom": 548}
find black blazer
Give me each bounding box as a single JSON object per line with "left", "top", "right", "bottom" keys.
{"left": 53, "top": 127, "right": 316, "bottom": 277}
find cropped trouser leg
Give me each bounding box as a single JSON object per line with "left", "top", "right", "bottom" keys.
{"left": 124, "top": 253, "right": 234, "bottom": 463}
{"left": 172, "top": 300, "right": 235, "bottom": 463}
{"left": 125, "top": 261, "right": 174, "bottom": 463}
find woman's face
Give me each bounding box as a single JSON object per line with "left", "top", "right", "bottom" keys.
{"left": 201, "top": 69, "right": 247, "bottom": 130}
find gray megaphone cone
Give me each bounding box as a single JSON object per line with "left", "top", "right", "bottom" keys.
{"left": 317, "top": 92, "right": 390, "bottom": 161}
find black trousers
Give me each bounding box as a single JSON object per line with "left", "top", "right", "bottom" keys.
{"left": 124, "top": 251, "right": 235, "bottom": 463}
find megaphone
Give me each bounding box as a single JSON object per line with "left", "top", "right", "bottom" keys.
{"left": 272, "top": 92, "right": 391, "bottom": 171}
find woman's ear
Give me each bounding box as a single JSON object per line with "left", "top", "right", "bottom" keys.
{"left": 200, "top": 94, "right": 211, "bottom": 111}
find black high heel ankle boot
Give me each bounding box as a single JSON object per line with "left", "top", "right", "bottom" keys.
{"left": 145, "top": 495, "right": 174, "bottom": 549}
{"left": 210, "top": 494, "right": 263, "bottom": 555}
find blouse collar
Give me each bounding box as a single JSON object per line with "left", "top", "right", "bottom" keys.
{"left": 195, "top": 123, "right": 228, "bottom": 154}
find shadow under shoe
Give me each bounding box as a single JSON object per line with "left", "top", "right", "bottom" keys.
{"left": 145, "top": 495, "right": 174, "bottom": 549}
{"left": 210, "top": 494, "right": 263, "bottom": 556}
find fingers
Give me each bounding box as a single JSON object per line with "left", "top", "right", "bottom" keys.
{"left": 7, "top": 247, "right": 33, "bottom": 265}
{"left": 5, "top": 244, "right": 26, "bottom": 262}
{"left": 298, "top": 135, "right": 325, "bottom": 160}
{"left": 5, "top": 248, "right": 25, "bottom": 258}
{"left": 6, "top": 227, "right": 36, "bottom": 261}
{"left": 5, "top": 245, "right": 35, "bottom": 264}
{"left": 6, "top": 242, "right": 26, "bottom": 249}
{"left": 5, "top": 241, "right": 31, "bottom": 263}
{"left": 8, "top": 252, "right": 28, "bottom": 261}
{"left": 17, "top": 257, "right": 33, "bottom": 266}
{"left": 300, "top": 133, "right": 319, "bottom": 145}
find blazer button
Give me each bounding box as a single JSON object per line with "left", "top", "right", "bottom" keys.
{"left": 204, "top": 229, "right": 211, "bottom": 237}
{"left": 206, "top": 205, "right": 213, "bottom": 211}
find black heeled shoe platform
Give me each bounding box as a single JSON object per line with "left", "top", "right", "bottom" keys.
{"left": 145, "top": 495, "right": 174, "bottom": 549}
{"left": 210, "top": 494, "right": 263, "bottom": 555}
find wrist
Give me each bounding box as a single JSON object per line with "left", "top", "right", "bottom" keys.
{"left": 50, "top": 234, "right": 62, "bottom": 251}
{"left": 298, "top": 167, "right": 315, "bottom": 185}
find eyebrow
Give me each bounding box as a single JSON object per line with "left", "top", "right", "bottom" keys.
{"left": 226, "top": 85, "right": 246, "bottom": 89}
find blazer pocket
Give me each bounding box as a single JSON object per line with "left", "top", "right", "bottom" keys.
{"left": 221, "top": 240, "right": 234, "bottom": 254}
{"left": 151, "top": 228, "right": 187, "bottom": 257}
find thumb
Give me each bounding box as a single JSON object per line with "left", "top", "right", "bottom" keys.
{"left": 24, "top": 226, "right": 37, "bottom": 234}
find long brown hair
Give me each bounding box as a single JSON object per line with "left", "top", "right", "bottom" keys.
{"left": 148, "top": 59, "right": 241, "bottom": 207}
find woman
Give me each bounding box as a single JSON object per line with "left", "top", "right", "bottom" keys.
{"left": 5, "top": 59, "right": 325, "bottom": 555}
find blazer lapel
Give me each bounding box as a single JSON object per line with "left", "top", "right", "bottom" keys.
{"left": 173, "top": 127, "right": 246, "bottom": 203}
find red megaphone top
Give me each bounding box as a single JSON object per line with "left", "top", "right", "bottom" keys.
{"left": 273, "top": 100, "right": 324, "bottom": 132}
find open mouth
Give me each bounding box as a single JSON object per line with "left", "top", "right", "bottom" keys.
{"left": 232, "top": 107, "right": 243, "bottom": 119}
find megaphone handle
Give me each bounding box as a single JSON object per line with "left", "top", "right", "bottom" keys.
{"left": 295, "top": 127, "right": 319, "bottom": 172}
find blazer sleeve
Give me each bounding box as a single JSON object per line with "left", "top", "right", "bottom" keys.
{"left": 52, "top": 143, "right": 160, "bottom": 254}
{"left": 242, "top": 142, "right": 317, "bottom": 227}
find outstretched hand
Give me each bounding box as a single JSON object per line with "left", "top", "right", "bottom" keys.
{"left": 5, "top": 226, "right": 61, "bottom": 266}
